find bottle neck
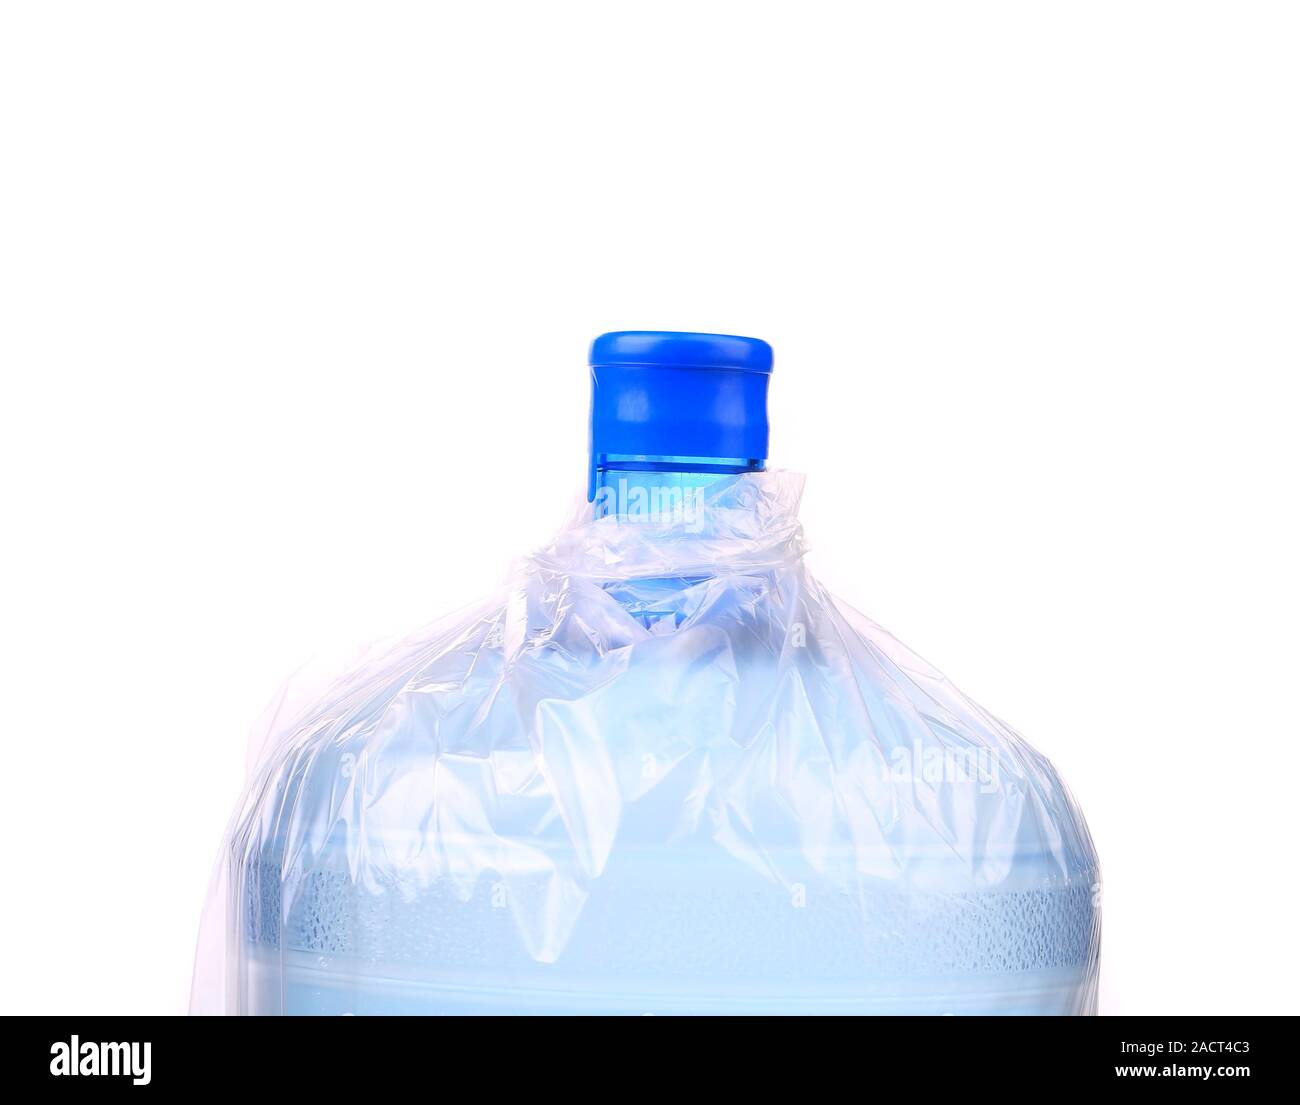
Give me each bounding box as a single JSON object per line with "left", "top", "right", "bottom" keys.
{"left": 591, "top": 455, "right": 765, "bottom": 629}
{"left": 591, "top": 455, "right": 765, "bottom": 520}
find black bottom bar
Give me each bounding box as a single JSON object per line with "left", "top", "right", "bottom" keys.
{"left": 5, "top": 1015, "right": 1291, "bottom": 1092}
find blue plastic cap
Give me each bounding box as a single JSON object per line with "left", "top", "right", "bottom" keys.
{"left": 588, "top": 331, "right": 773, "bottom": 500}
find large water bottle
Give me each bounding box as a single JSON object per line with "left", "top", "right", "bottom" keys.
{"left": 194, "top": 331, "right": 1100, "bottom": 1015}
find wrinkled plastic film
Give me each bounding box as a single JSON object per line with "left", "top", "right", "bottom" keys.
{"left": 192, "top": 472, "right": 1100, "bottom": 1014}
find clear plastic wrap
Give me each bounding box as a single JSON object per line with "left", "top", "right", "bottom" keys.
{"left": 191, "top": 471, "right": 1100, "bottom": 1015}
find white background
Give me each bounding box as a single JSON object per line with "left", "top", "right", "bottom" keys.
{"left": 1, "top": 2, "right": 1297, "bottom": 1015}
